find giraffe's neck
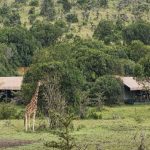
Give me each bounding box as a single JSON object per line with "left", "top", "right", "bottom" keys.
{"left": 31, "top": 83, "right": 40, "bottom": 103}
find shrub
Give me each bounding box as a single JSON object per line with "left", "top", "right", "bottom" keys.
{"left": 88, "top": 111, "right": 102, "bottom": 120}
{"left": 15, "top": 110, "right": 24, "bottom": 119}
{"left": 66, "top": 13, "right": 78, "bottom": 23}
{"left": 28, "top": 7, "right": 35, "bottom": 14}
{"left": 123, "top": 22, "right": 150, "bottom": 45}
{"left": 0, "top": 103, "right": 17, "bottom": 119}
{"left": 29, "top": 0, "right": 39, "bottom": 6}
{"left": 28, "top": 14, "right": 36, "bottom": 24}
{"left": 15, "top": 0, "right": 27, "bottom": 4}
{"left": 91, "top": 75, "right": 123, "bottom": 105}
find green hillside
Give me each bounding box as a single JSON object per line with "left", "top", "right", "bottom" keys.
{"left": 0, "top": 0, "right": 149, "bottom": 38}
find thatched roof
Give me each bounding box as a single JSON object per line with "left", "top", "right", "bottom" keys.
{"left": 120, "top": 77, "right": 150, "bottom": 91}
{"left": 0, "top": 77, "right": 23, "bottom": 90}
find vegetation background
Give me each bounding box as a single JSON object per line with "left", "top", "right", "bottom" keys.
{"left": 0, "top": 0, "right": 150, "bottom": 149}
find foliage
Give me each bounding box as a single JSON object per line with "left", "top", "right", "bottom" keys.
{"left": 123, "top": 21, "right": 150, "bottom": 45}
{"left": 45, "top": 114, "right": 75, "bottom": 150}
{"left": 22, "top": 57, "right": 84, "bottom": 112}
{"left": 0, "top": 3, "right": 10, "bottom": 17}
{"left": 15, "top": 0, "right": 27, "bottom": 4}
{"left": 58, "top": 0, "right": 72, "bottom": 12}
{"left": 29, "top": 0, "right": 39, "bottom": 6}
{"left": 94, "top": 20, "right": 115, "bottom": 44}
{"left": 98, "top": 0, "right": 108, "bottom": 8}
{"left": 139, "top": 54, "right": 150, "bottom": 76}
{"left": 30, "top": 21, "right": 66, "bottom": 47}
{"left": 88, "top": 110, "right": 102, "bottom": 119}
{"left": 126, "top": 40, "right": 149, "bottom": 62}
{"left": 28, "top": 14, "right": 36, "bottom": 24}
{"left": 28, "top": 7, "right": 35, "bottom": 15}
{"left": 0, "top": 26, "right": 39, "bottom": 66}
{"left": 3, "top": 11, "right": 21, "bottom": 26}
{"left": 0, "top": 103, "right": 17, "bottom": 119}
{"left": 66, "top": 14, "right": 78, "bottom": 23}
{"left": 91, "top": 75, "right": 123, "bottom": 105}
{"left": 40, "top": 0, "right": 55, "bottom": 20}
{"left": 72, "top": 46, "right": 122, "bottom": 81}
{"left": 0, "top": 43, "right": 17, "bottom": 76}
{"left": 120, "top": 59, "right": 136, "bottom": 76}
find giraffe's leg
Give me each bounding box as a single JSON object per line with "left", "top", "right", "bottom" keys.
{"left": 28, "top": 115, "right": 31, "bottom": 130}
{"left": 32, "top": 112, "right": 36, "bottom": 132}
{"left": 25, "top": 114, "right": 28, "bottom": 132}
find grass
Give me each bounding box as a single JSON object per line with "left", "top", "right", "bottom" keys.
{"left": 1, "top": 104, "right": 150, "bottom": 149}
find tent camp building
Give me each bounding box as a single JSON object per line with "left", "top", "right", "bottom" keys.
{"left": 0, "top": 77, "right": 23, "bottom": 101}
{"left": 120, "top": 77, "right": 150, "bottom": 104}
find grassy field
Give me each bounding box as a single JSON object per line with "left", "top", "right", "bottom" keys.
{"left": 1, "top": 104, "right": 150, "bottom": 149}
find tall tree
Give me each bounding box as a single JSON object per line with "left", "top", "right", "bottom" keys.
{"left": 123, "top": 21, "right": 150, "bottom": 45}
{"left": 30, "top": 21, "right": 66, "bottom": 47}
{"left": 0, "top": 26, "right": 39, "bottom": 66}
{"left": 0, "top": 43, "right": 17, "bottom": 76}
{"left": 40, "top": 0, "right": 55, "bottom": 20}
{"left": 93, "top": 20, "right": 115, "bottom": 44}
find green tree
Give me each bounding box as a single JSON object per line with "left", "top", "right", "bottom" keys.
{"left": 45, "top": 114, "right": 75, "bottom": 150}
{"left": 127, "top": 40, "right": 149, "bottom": 62}
{"left": 94, "top": 20, "right": 115, "bottom": 44}
{"left": 30, "top": 21, "right": 66, "bottom": 47}
{"left": 15, "top": 0, "right": 27, "bottom": 3}
{"left": 66, "top": 13, "right": 78, "bottom": 23}
{"left": 29, "top": 0, "right": 39, "bottom": 6}
{"left": 4, "top": 11, "right": 21, "bottom": 26}
{"left": 58, "top": 0, "right": 72, "bottom": 12}
{"left": 139, "top": 54, "right": 150, "bottom": 76}
{"left": 91, "top": 75, "right": 123, "bottom": 105}
{"left": 0, "top": 26, "right": 39, "bottom": 66}
{"left": 98, "top": 0, "right": 108, "bottom": 8}
{"left": 0, "top": 43, "right": 17, "bottom": 76}
{"left": 72, "top": 46, "right": 122, "bottom": 81}
{"left": 120, "top": 59, "right": 136, "bottom": 76}
{"left": 123, "top": 21, "right": 150, "bottom": 45}
{"left": 40, "top": 0, "right": 55, "bottom": 20}
{"left": 22, "top": 45, "right": 84, "bottom": 111}
{"left": 0, "top": 3, "right": 10, "bottom": 17}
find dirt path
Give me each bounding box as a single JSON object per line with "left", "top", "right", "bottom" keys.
{"left": 0, "top": 139, "right": 34, "bottom": 148}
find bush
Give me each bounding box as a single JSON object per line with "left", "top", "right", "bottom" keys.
{"left": 28, "top": 14, "right": 36, "bottom": 24}
{"left": 88, "top": 111, "right": 102, "bottom": 120}
{"left": 66, "top": 13, "right": 78, "bottom": 23}
{"left": 15, "top": 110, "right": 24, "bottom": 119}
{"left": 29, "top": 0, "right": 39, "bottom": 6}
{"left": 123, "top": 22, "right": 150, "bottom": 45}
{"left": 0, "top": 103, "right": 17, "bottom": 119}
{"left": 91, "top": 75, "right": 123, "bottom": 105}
{"left": 15, "top": 0, "right": 27, "bottom": 4}
{"left": 28, "top": 7, "right": 35, "bottom": 14}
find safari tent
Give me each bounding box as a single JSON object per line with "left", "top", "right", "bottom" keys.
{"left": 120, "top": 77, "right": 150, "bottom": 104}
{"left": 0, "top": 77, "right": 23, "bottom": 101}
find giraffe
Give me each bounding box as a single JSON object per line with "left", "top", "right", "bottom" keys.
{"left": 24, "top": 81, "right": 41, "bottom": 132}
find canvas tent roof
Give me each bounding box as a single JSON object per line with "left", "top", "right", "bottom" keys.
{"left": 0, "top": 77, "right": 23, "bottom": 90}
{"left": 120, "top": 77, "right": 150, "bottom": 91}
